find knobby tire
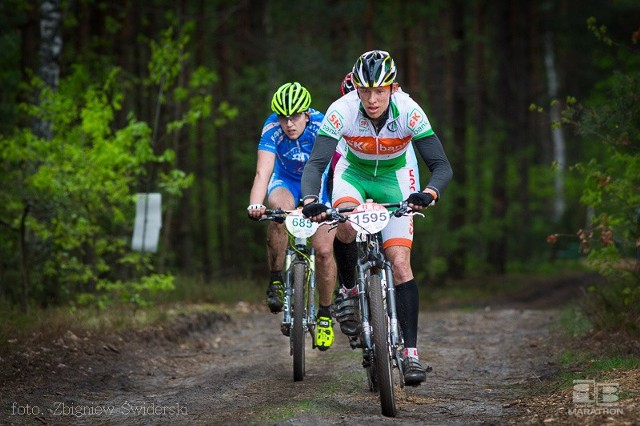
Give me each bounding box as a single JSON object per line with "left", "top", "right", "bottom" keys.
{"left": 292, "top": 262, "right": 306, "bottom": 381}
{"left": 369, "top": 272, "right": 396, "bottom": 417}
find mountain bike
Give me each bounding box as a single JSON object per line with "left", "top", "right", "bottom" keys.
{"left": 259, "top": 208, "right": 324, "bottom": 382}
{"left": 326, "top": 201, "right": 422, "bottom": 417}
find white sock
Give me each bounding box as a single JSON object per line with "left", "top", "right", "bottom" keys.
{"left": 403, "top": 347, "right": 419, "bottom": 359}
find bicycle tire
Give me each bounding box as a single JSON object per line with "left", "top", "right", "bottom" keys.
{"left": 369, "top": 272, "right": 397, "bottom": 417}
{"left": 292, "top": 262, "right": 306, "bottom": 382}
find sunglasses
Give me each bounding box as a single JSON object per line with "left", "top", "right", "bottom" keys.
{"left": 277, "top": 112, "right": 306, "bottom": 123}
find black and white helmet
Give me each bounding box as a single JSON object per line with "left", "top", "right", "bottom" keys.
{"left": 351, "top": 50, "right": 397, "bottom": 88}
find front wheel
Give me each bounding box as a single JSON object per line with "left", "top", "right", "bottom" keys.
{"left": 291, "top": 262, "right": 306, "bottom": 382}
{"left": 369, "top": 272, "right": 396, "bottom": 417}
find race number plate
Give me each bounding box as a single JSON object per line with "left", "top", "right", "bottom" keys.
{"left": 285, "top": 209, "right": 319, "bottom": 238}
{"left": 349, "top": 202, "right": 390, "bottom": 235}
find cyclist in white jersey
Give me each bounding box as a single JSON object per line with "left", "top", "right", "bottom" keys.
{"left": 301, "top": 50, "right": 453, "bottom": 385}
{"left": 331, "top": 72, "right": 423, "bottom": 339}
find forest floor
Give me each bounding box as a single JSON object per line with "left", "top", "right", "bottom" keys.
{"left": 1, "top": 272, "right": 638, "bottom": 425}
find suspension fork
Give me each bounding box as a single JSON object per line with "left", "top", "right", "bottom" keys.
{"left": 284, "top": 238, "right": 315, "bottom": 330}
{"left": 307, "top": 246, "right": 316, "bottom": 323}
{"left": 357, "top": 257, "right": 373, "bottom": 350}
{"left": 283, "top": 246, "right": 295, "bottom": 326}
{"left": 384, "top": 260, "right": 401, "bottom": 347}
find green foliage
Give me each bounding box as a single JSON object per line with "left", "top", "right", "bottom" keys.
{"left": 560, "top": 31, "right": 640, "bottom": 332}
{"left": 0, "top": 63, "right": 189, "bottom": 307}
{"left": 558, "top": 306, "right": 593, "bottom": 337}
{"left": 88, "top": 274, "right": 175, "bottom": 310}
{"left": 148, "top": 26, "right": 191, "bottom": 90}
{"left": 0, "top": 17, "right": 235, "bottom": 309}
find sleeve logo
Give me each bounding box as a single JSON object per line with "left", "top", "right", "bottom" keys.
{"left": 408, "top": 109, "right": 423, "bottom": 129}
{"left": 320, "top": 110, "right": 344, "bottom": 137}
{"left": 328, "top": 110, "right": 344, "bottom": 131}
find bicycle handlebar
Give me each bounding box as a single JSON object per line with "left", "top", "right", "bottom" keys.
{"left": 257, "top": 208, "right": 290, "bottom": 223}
{"left": 325, "top": 201, "right": 412, "bottom": 223}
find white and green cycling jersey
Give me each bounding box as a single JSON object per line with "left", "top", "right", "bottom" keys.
{"left": 319, "top": 90, "right": 433, "bottom": 177}
{"left": 301, "top": 89, "right": 452, "bottom": 248}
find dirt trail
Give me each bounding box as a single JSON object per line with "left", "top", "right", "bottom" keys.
{"left": 0, "top": 275, "right": 634, "bottom": 425}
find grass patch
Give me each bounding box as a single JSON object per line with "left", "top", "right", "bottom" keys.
{"left": 0, "top": 299, "right": 225, "bottom": 353}
{"left": 558, "top": 351, "right": 640, "bottom": 376}
{"left": 259, "top": 400, "right": 320, "bottom": 423}
{"left": 0, "top": 275, "right": 261, "bottom": 352}
{"left": 423, "top": 275, "right": 516, "bottom": 307}
{"left": 424, "top": 269, "right": 586, "bottom": 309}
{"left": 546, "top": 351, "right": 640, "bottom": 400}
{"left": 166, "top": 275, "right": 264, "bottom": 305}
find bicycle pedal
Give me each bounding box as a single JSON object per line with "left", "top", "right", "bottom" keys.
{"left": 280, "top": 324, "right": 290, "bottom": 336}
{"left": 348, "top": 336, "right": 361, "bottom": 350}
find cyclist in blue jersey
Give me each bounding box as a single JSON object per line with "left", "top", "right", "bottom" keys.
{"left": 247, "top": 82, "right": 335, "bottom": 350}
{"left": 301, "top": 51, "right": 453, "bottom": 385}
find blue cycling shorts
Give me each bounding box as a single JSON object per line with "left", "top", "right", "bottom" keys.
{"left": 267, "top": 164, "right": 331, "bottom": 207}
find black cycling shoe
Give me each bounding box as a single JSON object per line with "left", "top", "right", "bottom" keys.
{"left": 334, "top": 286, "right": 360, "bottom": 336}
{"left": 403, "top": 357, "right": 431, "bottom": 386}
{"left": 266, "top": 280, "right": 284, "bottom": 313}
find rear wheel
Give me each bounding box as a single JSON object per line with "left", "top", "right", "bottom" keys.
{"left": 369, "top": 272, "right": 396, "bottom": 417}
{"left": 292, "top": 262, "right": 306, "bottom": 381}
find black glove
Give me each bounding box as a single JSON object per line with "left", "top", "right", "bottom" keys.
{"left": 406, "top": 192, "right": 434, "bottom": 207}
{"left": 302, "top": 202, "right": 328, "bottom": 218}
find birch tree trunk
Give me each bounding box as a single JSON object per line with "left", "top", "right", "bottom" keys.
{"left": 20, "top": 0, "right": 63, "bottom": 311}
{"left": 36, "top": 0, "right": 62, "bottom": 140}
{"left": 544, "top": 32, "right": 566, "bottom": 222}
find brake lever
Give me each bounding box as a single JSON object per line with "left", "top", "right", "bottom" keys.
{"left": 393, "top": 206, "right": 408, "bottom": 217}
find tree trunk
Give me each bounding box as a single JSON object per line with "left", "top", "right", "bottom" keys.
{"left": 36, "top": 0, "right": 62, "bottom": 140}
{"left": 195, "top": 0, "right": 212, "bottom": 281}
{"left": 212, "top": 0, "right": 235, "bottom": 275}
{"left": 19, "top": 205, "right": 31, "bottom": 313}
{"left": 20, "top": 1, "right": 39, "bottom": 85}
{"left": 446, "top": 0, "right": 467, "bottom": 278}
{"left": 487, "top": 0, "right": 511, "bottom": 274}
{"left": 544, "top": 32, "right": 566, "bottom": 223}
{"left": 363, "top": 0, "right": 374, "bottom": 50}
{"left": 172, "top": 0, "right": 193, "bottom": 274}
{"left": 473, "top": 0, "right": 488, "bottom": 268}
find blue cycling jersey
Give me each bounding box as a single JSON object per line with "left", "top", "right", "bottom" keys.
{"left": 258, "top": 108, "right": 324, "bottom": 181}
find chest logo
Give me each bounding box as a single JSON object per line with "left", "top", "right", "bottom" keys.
{"left": 292, "top": 152, "right": 309, "bottom": 162}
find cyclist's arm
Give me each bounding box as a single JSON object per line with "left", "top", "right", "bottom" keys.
{"left": 301, "top": 134, "right": 338, "bottom": 203}
{"left": 413, "top": 133, "right": 453, "bottom": 200}
{"left": 249, "top": 150, "right": 276, "bottom": 205}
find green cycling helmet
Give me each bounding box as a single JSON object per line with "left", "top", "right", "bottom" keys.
{"left": 271, "top": 82, "right": 311, "bottom": 116}
{"left": 352, "top": 50, "right": 397, "bottom": 88}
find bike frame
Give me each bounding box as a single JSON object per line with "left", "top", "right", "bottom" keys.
{"left": 260, "top": 209, "right": 319, "bottom": 382}
{"left": 327, "top": 201, "right": 416, "bottom": 417}
{"left": 282, "top": 232, "right": 317, "bottom": 340}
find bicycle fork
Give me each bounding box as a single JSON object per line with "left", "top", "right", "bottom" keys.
{"left": 357, "top": 258, "right": 402, "bottom": 369}
{"left": 282, "top": 243, "right": 316, "bottom": 336}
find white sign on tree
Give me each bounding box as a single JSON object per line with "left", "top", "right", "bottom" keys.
{"left": 131, "top": 193, "right": 162, "bottom": 252}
